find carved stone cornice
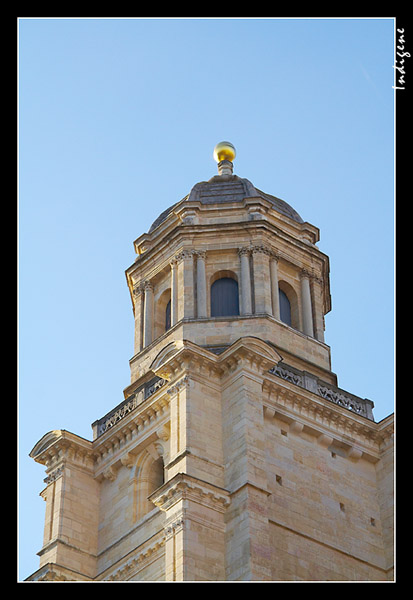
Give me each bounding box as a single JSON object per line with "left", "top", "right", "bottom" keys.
{"left": 151, "top": 338, "right": 283, "bottom": 387}
{"left": 30, "top": 430, "right": 95, "bottom": 475}
{"left": 105, "top": 534, "right": 165, "bottom": 581}
{"left": 93, "top": 392, "right": 170, "bottom": 471}
{"left": 25, "top": 563, "right": 93, "bottom": 582}
{"left": 149, "top": 472, "right": 230, "bottom": 514}
{"left": 263, "top": 376, "right": 392, "bottom": 462}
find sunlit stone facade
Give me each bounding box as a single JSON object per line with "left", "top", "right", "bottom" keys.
{"left": 27, "top": 145, "right": 394, "bottom": 582}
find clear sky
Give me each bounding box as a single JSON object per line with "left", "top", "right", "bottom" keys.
{"left": 18, "top": 17, "right": 395, "bottom": 580}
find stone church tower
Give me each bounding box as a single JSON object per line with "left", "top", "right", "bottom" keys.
{"left": 27, "top": 143, "right": 394, "bottom": 581}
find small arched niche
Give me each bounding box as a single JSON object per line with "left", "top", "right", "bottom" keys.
{"left": 132, "top": 448, "right": 165, "bottom": 522}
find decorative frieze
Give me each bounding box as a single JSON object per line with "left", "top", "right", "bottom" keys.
{"left": 95, "top": 377, "right": 167, "bottom": 437}
{"left": 97, "top": 396, "right": 140, "bottom": 437}
{"left": 145, "top": 377, "right": 166, "bottom": 399}
{"left": 270, "top": 364, "right": 303, "bottom": 387}
{"left": 268, "top": 363, "right": 374, "bottom": 420}
{"left": 317, "top": 384, "right": 367, "bottom": 416}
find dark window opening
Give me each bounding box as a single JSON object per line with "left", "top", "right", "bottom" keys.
{"left": 211, "top": 277, "right": 239, "bottom": 317}
{"left": 279, "top": 289, "right": 292, "bottom": 326}
{"left": 165, "top": 300, "right": 171, "bottom": 331}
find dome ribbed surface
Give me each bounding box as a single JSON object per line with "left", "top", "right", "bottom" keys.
{"left": 148, "top": 175, "right": 303, "bottom": 233}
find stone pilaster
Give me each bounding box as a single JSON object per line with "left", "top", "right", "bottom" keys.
{"left": 30, "top": 431, "right": 99, "bottom": 580}
{"left": 195, "top": 250, "right": 207, "bottom": 318}
{"left": 143, "top": 281, "right": 154, "bottom": 347}
{"left": 300, "top": 269, "right": 314, "bottom": 337}
{"left": 311, "top": 274, "right": 325, "bottom": 342}
{"left": 150, "top": 473, "right": 230, "bottom": 581}
{"left": 251, "top": 245, "right": 272, "bottom": 315}
{"left": 238, "top": 247, "right": 252, "bottom": 315}
{"left": 170, "top": 259, "right": 178, "bottom": 326}
{"left": 270, "top": 254, "right": 280, "bottom": 320}
{"left": 175, "top": 250, "right": 195, "bottom": 320}
{"left": 132, "top": 282, "right": 144, "bottom": 353}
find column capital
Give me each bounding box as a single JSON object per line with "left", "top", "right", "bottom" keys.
{"left": 300, "top": 268, "right": 321, "bottom": 283}
{"left": 132, "top": 281, "right": 145, "bottom": 296}
{"left": 300, "top": 268, "right": 311, "bottom": 280}
{"left": 174, "top": 249, "right": 195, "bottom": 264}
{"left": 193, "top": 249, "right": 206, "bottom": 260}
{"left": 143, "top": 280, "right": 154, "bottom": 292}
{"left": 238, "top": 246, "right": 251, "bottom": 257}
{"left": 251, "top": 244, "right": 271, "bottom": 256}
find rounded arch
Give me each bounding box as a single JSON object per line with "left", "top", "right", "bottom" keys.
{"left": 210, "top": 271, "right": 239, "bottom": 318}
{"left": 210, "top": 269, "right": 238, "bottom": 286}
{"left": 278, "top": 280, "right": 299, "bottom": 330}
{"left": 154, "top": 287, "right": 172, "bottom": 339}
{"left": 132, "top": 446, "right": 165, "bottom": 522}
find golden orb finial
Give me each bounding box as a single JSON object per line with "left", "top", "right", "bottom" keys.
{"left": 213, "top": 141, "right": 236, "bottom": 163}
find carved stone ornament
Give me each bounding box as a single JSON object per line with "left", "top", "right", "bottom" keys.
{"left": 44, "top": 465, "right": 64, "bottom": 485}
{"left": 174, "top": 250, "right": 195, "bottom": 263}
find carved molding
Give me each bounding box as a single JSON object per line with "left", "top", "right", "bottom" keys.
{"left": 263, "top": 377, "right": 388, "bottom": 461}
{"left": 167, "top": 375, "right": 190, "bottom": 396}
{"left": 106, "top": 536, "right": 165, "bottom": 581}
{"left": 164, "top": 516, "right": 185, "bottom": 540}
{"left": 43, "top": 465, "right": 64, "bottom": 485}
{"left": 251, "top": 244, "right": 271, "bottom": 256}
{"left": 150, "top": 472, "right": 230, "bottom": 514}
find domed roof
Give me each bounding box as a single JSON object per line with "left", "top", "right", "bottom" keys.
{"left": 148, "top": 174, "right": 303, "bottom": 233}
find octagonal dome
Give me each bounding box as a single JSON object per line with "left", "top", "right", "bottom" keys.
{"left": 148, "top": 174, "right": 303, "bottom": 233}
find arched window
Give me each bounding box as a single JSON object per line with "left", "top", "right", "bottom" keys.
{"left": 165, "top": 300, "right": 171, "bottom": 331}
{"left": 211, "top": 277, "right": 239, "bottom": 317}
{"left": 154, "top": 289, "right": 171, "bottom": 339}
{"left": 279, "top": 288, "right": 292, "bottom": 326}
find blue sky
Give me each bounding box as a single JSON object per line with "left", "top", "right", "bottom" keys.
{"left": 18, "top": 17, "right": 395, "bottom": 580}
